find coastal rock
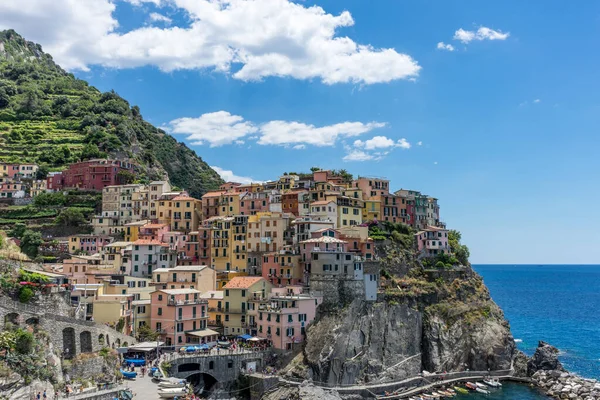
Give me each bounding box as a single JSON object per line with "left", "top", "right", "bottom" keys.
{"left": 303, "top": 299, "right": 422, "bottom": 385}
{"left": 527, "top": 341, "right": 564, "bottom": 376}
{"left": 512, "top": 350, "right": 529, "bottom": 377}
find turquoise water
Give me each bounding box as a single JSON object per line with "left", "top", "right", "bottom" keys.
{"left": 474, "top": 264, "right": 600, "bottom": 379}
{"left": 454, "top": 382, "right": 546, "bottom": 400}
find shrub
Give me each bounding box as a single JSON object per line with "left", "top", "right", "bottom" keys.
{"left": 19, "top": 286, "right": 34, "bottom": 303}
{"left": 15, "top": 329, "right": 34, "bottom": 354}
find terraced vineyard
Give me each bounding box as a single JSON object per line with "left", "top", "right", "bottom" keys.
{"left": 0, "top": 29, "right": 223, "bottom": 197}
{"left": 0, "top": 119, "right": 85, "bottom": 164}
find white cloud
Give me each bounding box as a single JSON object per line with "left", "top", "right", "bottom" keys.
{"left": 453, "top": 26, "right": 509, "bottom": 44}
{"left": 353, "top": 135, "right": 410, "bottom": 150}
{"left": 533, "top": 99, "right": 541, "bottom": 103}
{"left": 417, "top": 141, "right": 423, "bottom": 146}
{"left": 434, "top": 161, "right": 438, "bottom": 165}
{"left": 257, "top": 121, "right": 386, "bottom": 147}
{"left": 168, "top": 111, "right": 257, "bottom": 147}
{"left": 211, "top": 166, "right": 260, "bottom": 184}
{"left": 166, "top": 111, "right": 385, "bottom": 148}
{"left": 436, "top": 42, "right": 455, "bottom": 51}
{"left": 0, "top": 0, "right": 421, "bottom": 84}
{"left": 148, "top": 12, "right": 172, "bottom": 25}
{"left": 343, "top": 150, "right": 375, "bottom": 162}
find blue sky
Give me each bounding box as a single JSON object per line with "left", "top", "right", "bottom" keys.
{"left": 1, "top": 0, "right": 599, "bottom": 264}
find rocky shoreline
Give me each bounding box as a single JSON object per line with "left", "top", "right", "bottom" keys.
{"left": 526, "top": 341, "right": 600, "bottom": 400}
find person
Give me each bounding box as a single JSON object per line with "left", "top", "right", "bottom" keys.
{"left": 36, "top": 392, "right": 41, "bottom": 400}
{"left": 43, "top": 390, "right": 47, "bottom": 399}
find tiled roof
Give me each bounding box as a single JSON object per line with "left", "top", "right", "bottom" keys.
{"left": 311, "top": 200, "right": 335, "bottom": 206}
{"left": 224, "top": 276, "right": 264, "bottom": 289}
{"left": 202, "top": 191, "right": 226, "bottom": 198}
{"left": 133, "top": 239, "right": 164, "bottom": 245}
{"left": 158, "top": 288, "right": 201, "bottom": 295}
{"left": 172, "top": 195, "right": 196, "bottom": 201}
{"left": 142, "top": 223, "right": 167, "bottom": 229}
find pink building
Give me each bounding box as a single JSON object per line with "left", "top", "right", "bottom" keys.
{"left": 150, "top": 289, "right": 214, "bottom": 346}
{"left": 139, "top": 223, "right": 169, "bottom": 242}
{"left": 262, "top": 251, "right": 304, "bottom": 287}
{"left": 0, "top": 163, "right": 21, "bottom": 179}
{"left": 414, "top": 226, "right": 451, "bottom": 258}
{"left": 50, "top": 159, "right": 135, "bottom": 191}
{"left": 68, "top": 234, "right": 112, "bottom": 255}
{"left": 238, "top": 192, "right": 270, "bottom": 215}
{"left": 249, "top": 286, "right": 322, "bottom": 350}
{"left": 183, "top": 228, "right": 211, "bottom": 266}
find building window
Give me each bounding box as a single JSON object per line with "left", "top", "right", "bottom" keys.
{"left": 157, "top": 308, "right": 162, "bottom": 316}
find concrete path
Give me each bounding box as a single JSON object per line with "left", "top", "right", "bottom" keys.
{"left": 121, "top": 370, "right": 162, "bottom": 400}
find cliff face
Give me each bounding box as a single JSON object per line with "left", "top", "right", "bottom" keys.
{"left": 297, "top": 263, "right": 515, "bottom": 386}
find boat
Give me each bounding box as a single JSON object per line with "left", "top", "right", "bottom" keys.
{"left": 483, "top": 379, "right": 502, "bottom": 388}
{"left": 446, "top": 388, "right": 456, "bottom": 394}
{"left": 120, "top": 369, "right": 137, "bottom": 380}
{"left": 441, "top": 390, "right": 455, "bottom": 397}
{"left": 475, "top": 382, "right": 487, "bottom": 389}
{"left": 158, "top": 387, "right": 188, "bottom": 398}
{"left": 476, "top": 388, "right": 490, "bottom": 395}
{"left": 465, "top": 382, "right": 477, "bottom": 390}
{"left": 158, "top": 378, "right": 187, "bottom": 388}
{"left": 453, "top": 387, "right": 469, "bottom": 394}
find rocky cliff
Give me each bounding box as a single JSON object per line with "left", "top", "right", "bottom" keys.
{"left": 279, "top": 234, "right": 516, "bottom": 389}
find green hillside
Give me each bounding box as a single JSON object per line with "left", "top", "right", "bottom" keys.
{"left": 0, "top": 29, "right": 223, "bottom": 197}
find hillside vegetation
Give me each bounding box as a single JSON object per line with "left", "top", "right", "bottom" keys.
{"left": 0, "top": 29, "right": 222, "bottom": 197}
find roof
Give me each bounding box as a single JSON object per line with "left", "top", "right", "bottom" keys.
{"left": 124, "top": 220, "right": 150, "bottom": 226}
{"left": 105, "top": 241, "right": 133, "bottom": 247}
{"left": 141, "top": 223, "right": 167, "bottom": 229}
{"left": 202, "top": 191, "right": 226, "bottom": 198}
{"left": 172, "top": 195, "right": 196, "bottom": 201}
{"left": 300, "top": 236, "right": 347, "bottom": 244}
{"left": 149, "top": 181, "right": 168, "bottom": 185}
{"left": 314, "top": 227, "right": 335, "bottom": 233}
{"left": 224, "top": 276, "right": 264, "bottom": 289}
{"left": 132, "top": 299, "right": 151, "bottom": 305}
{"left": 157, "top": 288, "right": 201, "bottom": 295}
{"left": 172, "top": 265, "right": 210, "bottom": 272}
{"left": 200, "top": 290, "right": 224, "bottom": 300}
{"left": 133, "top": 239, "right": 165, "bottom": 245}
{"left": 186, "top": 328, "right": 219, "bottom": 338}
{"left": 311, "top": 200, "right": 336, "bottom": 206}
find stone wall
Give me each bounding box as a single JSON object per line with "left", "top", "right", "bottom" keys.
{"left": 0, "top": 296, "right": 135, "bottom": 359}
{"left": 309, "top": 276, "right": 364, "bottom": 306}
{"left": 168, "top": 352, "right": 265, "bottom": 383}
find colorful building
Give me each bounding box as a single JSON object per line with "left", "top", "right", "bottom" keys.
{"left": 222, "top": 277, "right": 272, "bottom": 336}
{"left": 414, "top": 226, "right": 451, "bottom": 258}
{"left": 52, "top": 159, "right": 135, "bottom": 191}
{"left": 152, "top": 265, "right": 216, "bottom": 293}
{"left": 68, "top": 234, "right": 112, "bottom": 255}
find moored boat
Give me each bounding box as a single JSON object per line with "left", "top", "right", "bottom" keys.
{"left": 465, "top": 382, "right": 477, "bottom": 390}
{"left": 476, "top": 382, "right": 487, "bottom": 389}
{"left": 476, "top": 388, "right": 490, "bottom": 395}
{"left": 120, "top": 369, "right": 137, "bottom": 380}
{"left": 483, "top": 379, "right": 502, "bottom": 387}
{"left": 453, "top": 387, "right": 469, "bottom": 394}
{"left": 157, "top": 387, "right": 188, "bottom": 398}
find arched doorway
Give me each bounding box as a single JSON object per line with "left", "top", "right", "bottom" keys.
{"left": 4, "top": 312, "right": 19, "bottom": 326}
{"left": 187, "top": 373, "right": 218, "bottom": 397}
{"left": 80, "top": 331, "right": 92, "bottom": 353}
{"left": 98, "top": 333, "right": 105, "bottom": 346}
{"left": 62, "top": 327, "right": 76, "bottom": 359}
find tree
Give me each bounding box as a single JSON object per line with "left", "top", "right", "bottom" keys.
{"left": 20, "top": 230, "right": 43, "bottom": 258}
{"left": 448, "top": 229, "right": 470, "bottom": 266}
{"left": 80, "top": 143, "right": 105, "bottom": 160}
{"left": 310, "top": 167, "right": 321, "bottom": 172}
{"left": 8, "top": 223, "right": 27, "bottom": 239}
{"left": 14, "top": 329, "right": 34, "bottom": 354}
{"left": 35, "top": 165, "right": 49, "bottom": 180}
{"left": 55, "top": 208, "right": 86, "bottom": 226}
{"left": 136, "top": 324, "right": 160, "bottom": 342}
{"left": 117, "top": 169, "right": 136, "bottom": 185}
{"left": 33, "top": 192, "right": 65, "bottom": 207}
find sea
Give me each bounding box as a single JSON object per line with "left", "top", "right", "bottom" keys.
{"left": 466, "top": 264, "right": 600, "bottom": 399}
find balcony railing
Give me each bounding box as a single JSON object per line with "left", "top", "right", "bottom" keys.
{"left": 167, "top": 299, "right": 207, "bottom": 306}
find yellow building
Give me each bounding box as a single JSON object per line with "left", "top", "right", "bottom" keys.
{"left": 30, "top": 180, "right": 47, "bottom": 197}
{"left": 222, "top": 277, "right": 272, "bottom": 336}
{"left": 216, "top": 270, "right": 247, "bottom": 290}
{"left": 218, "top": 192, "right": 241, "bottom": 216}
{"left": 102, "top": 241, "right": 133, "bottom": 272}
{"left": 201, "top": 290, "right": 225, "bottom": 333}
{"left": 91, "top": 293, "right": 134, "bottom": 335}
{"left": 158, "top": 194, "right": 202, "bottom": 233}
{"left": 363, "top": 199, "right": 381, "bottom": 221}
{"left": 152, "top": 265, "right": 217, "bottom": 292}
{"left": 247, "top": 212, "right": 290, "bottom": 253}
{"left": 205, "top": 216, "right": 248, "bottom": 272}
{"left": 132, "top": 298, "right": 151, "bottom": 336}
{"left": 123, "top": 220, "right": 149, "bottom": 242}
{"left": 333, "top": 196, "right": 364, "bottom": 227}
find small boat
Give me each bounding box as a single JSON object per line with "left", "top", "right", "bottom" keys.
{"left": 120, "top": 369, "right": 137, "bottom": 380}
{"left": 158, "top": 378, "right": 186, "bottom": 388}
{"left": 475, "top": 382, "right": 487, "bottom": 389}
{"left": 422, "top": 394, "right": 434, "bottom": 399}
{"left": 441, "top": 390, "right": 455, "bottom": 397}
{"left": 483, "top": 379, "right": 502, "bottom": 388}
{"left": 446, "top": 388, "right": 456, "bottom": 394}
{"left": 158, "top": 387, "right": 188, "bottom": 399}
{"left": 465, "top": 382, "right": 477, "bottom": 390}
{"left": 453, "top": 387, "right": 469, "bottom": 394}
{"left": 476, "top": 388, "right": 490, "bottom": 395}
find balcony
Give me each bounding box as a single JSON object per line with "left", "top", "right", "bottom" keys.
{"left": 167, "top": 299, "right": 207, "bottom": 306}
{"left": 242, "top": 322, "right": 257, "bottom": 329}
{"left": 207, "top": 319, "right": 223, "bottom": 327}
